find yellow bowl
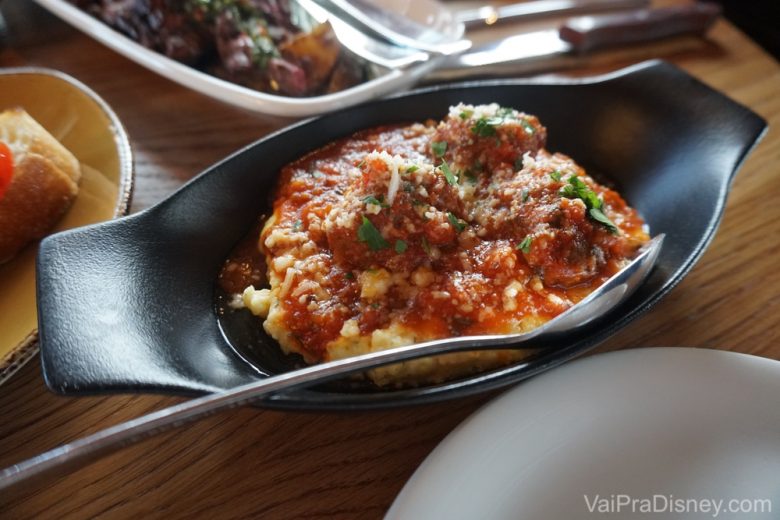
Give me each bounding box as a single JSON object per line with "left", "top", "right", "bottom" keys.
{"left": 0, "top": 67, "right": 133, "bottom": 384}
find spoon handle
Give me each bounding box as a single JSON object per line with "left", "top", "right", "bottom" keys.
{"left": 0, "top": 235, "right": 661, "bottom": 491}
{"left": 0, "top": 333, "right": 535, "bottom": 492}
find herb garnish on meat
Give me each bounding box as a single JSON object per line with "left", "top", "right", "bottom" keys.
{"left": 560, "top": 176, "right": 619, "bottom": 234}
{"left": 357, "top": 216, "right": 389, "bottom": 250}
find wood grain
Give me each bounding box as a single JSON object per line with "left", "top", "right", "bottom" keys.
{"left": 1, "top": 1, "right": 779, "bottom": 518}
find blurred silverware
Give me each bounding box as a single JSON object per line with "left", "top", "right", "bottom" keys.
{"left": 433, "top": 3, "right": 721, "bottom": 79}
{"left": 305, "top": 0, "right": 721, "bottom": 78}
{"left": 312, "top": 0, "right": 471, "bottom": 55}
{"left": 456, "top": 0, "right": 651, "bottom": 29}
{"left": 298, "top": 0, "right": 431, "bottom": 69}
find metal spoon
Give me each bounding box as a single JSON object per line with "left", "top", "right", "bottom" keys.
{"left": 297, "top": 0, "right": 431, "bottom": 69}
{"left": 298, "top": 1, "right": 722, "bottom": 78}
{"left": 311, "top": 0, "right": 472, "bottom": 55}
{"left": 0, "top": 234, "right": 663, "bottom": 491}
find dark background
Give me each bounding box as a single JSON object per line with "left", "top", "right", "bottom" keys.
{"left": 712, "top": 0, "right": 780, "bottom": 59}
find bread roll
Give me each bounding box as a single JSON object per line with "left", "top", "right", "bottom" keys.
{"left": 0, "top": 109, "right": 81, "bottom": 263}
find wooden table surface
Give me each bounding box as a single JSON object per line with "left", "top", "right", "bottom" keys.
{"left": 1, "top": 1, "right": 778, "bottom": 518}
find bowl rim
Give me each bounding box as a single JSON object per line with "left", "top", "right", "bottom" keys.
{"left": 0, "top": 66, "right": 135, "bottom": 385}
{"left": 36, "top": 60, "right": 768, "bottom": 409}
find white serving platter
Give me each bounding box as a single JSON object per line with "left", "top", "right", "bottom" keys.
{"left": 34, "top": 0, "right": 438, "bottom": 117}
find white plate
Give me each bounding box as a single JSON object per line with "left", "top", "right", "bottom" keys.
{"left": 33, "top": 0, "right": 436, "bottom": 117}
{"left": 388, "top": 348, "right": 780, "bottom": 519}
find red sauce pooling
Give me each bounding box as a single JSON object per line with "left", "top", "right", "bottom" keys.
{"left": 218, "top": 218, "right": 269, "bottom": 295}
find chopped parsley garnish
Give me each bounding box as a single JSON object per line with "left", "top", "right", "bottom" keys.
{"left": 471, "top": 117, "right": 500, "bottom": 137}
{"left": 550, "top": 170, "right": 562, "bottom": 182}
{"left": 517, "top": 236, "right": 533, "bottom": 254}
{"left": 394, "top": 239, "right": 408, "bottom": 254}
{"left": 292, "top": 219, "right": 302, "bottom": 231}
{"left": 439, "top": 160, "right": 458, "bottom": 186}
{"left": 421, "top": 236, "right": 432, "bottom": 255}
{"left": 459, "top": 109, "right": 474, "bottom": 120}
{"left": 344, "top": 272, "right": 355, "bottom": 280}
{"left": 406, "top": 164, "right": 419, "bottom": 173}
{"left": 521, "top": 189, "right": 529, "bottom": 202}
{"left": 514, "top": 156, "right": 524, "bottom": 171}
{"left": 560, "top": 175, "right": 600, "bottom": 208}
{"left": 588, "top": 208, "right": 619, "bottom": 233}
{"left": 560, "top": 175, "right": 619, "bottom": 234}
{"left": 470, "top": 107, "right": 521, "bottom": 138}
{"left": 447, "top": 212, "right": 466, "bottom": 232}
{"left": 519, "top": 119, "right": 536, "bottom": 135}
{"left": 363, "top": 195, "right": 389, "bottom": 208}
{"left": 357, "top": 216, "right": 389, "bottom": 250}
{"left": 432, "top": 141, "right": 448, "bottom": 158}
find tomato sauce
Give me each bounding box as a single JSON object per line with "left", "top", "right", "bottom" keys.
{"left": 221, "top": 104, "right": 649, "bottom": 363}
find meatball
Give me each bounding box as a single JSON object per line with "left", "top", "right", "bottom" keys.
{"left": 430, "top": 103, "right": 547, "bottom": 174}
{"left": 324, "top": 150, "right": 466, "bottom": 271}
{"left": 475, "top": 150, "right": 631, "bottom": 288}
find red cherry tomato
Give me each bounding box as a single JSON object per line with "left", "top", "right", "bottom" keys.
{"left": 0, "top": 141, "right": 13, "bottom": 201}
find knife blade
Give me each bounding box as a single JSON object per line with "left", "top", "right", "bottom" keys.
{"left": 455, "top": 0, "right": 651, "bottom": 29}
{"left": 434, "top": 3, "right": 721, "bottom": 78}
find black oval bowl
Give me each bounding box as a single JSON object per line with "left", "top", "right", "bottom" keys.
{"left": 37, "top": 61, "right": 766, "bottom": 410}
